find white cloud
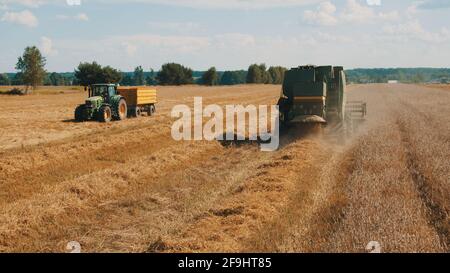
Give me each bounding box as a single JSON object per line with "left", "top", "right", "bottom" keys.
{"left": 104, "top": 0, "right": 323, "bottom": 9}
{"left": 2, "top": 0, "right": 323, "bottom": 9}
{"left": 366, "top": 0, "right": 381, "bottom": 6}
{"left": 0, "top": 0, "right": 47, "bottom": 8}
{"left": 1, "top": 9, "right": 38, "bottom": 27}
{"left": 111, "top": 34, "right": 211, "bottom": 55}
{"left": 383, "top": 20, "right": 450, "bottom": 43}
{"left": 378, "top": 11, "right": 400, "bottom": 21}
{"left": 57, "top": 13, "right": 89, "bottom": 21}
{"left": 23, "top": 26, "right": 450, "bottom": 72}
{"left": 303, "top": 1, "right": 338, "bottom": 26}
{"left": 303, "top": 0, "right": 400, "bottom": 27}
{"left": 340, "top": 0, "right": 399, "bottom": 23}
{"left": 40, "top": 36, "right": 58, "bottom": 56}
{"left": 341, "top": 0, "right": 376, "bottom": 23}
{"left": 75, "top": 13, "right": 88, "bottom": 21}
{"left": 49, "top": 33, "right": 261, "bottom": 70}
{"left": 1, "top": 0, "right": 449, "bottom": 71}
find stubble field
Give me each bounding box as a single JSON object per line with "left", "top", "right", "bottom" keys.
{"left": 0, "top": 83, "right": 448, "bottom": 253}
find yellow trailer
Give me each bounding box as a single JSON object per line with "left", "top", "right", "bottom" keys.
{"left": 117, "top": 87, "right": 157, "bottom": 117}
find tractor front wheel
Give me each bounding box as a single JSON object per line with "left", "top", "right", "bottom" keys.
{"left": 75, "top": 105, "right": 87, "bottom": 122}
{"left": 98, "top": 105, "right": 112, "bottom": 123}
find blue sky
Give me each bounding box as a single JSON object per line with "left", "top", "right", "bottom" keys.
{"left": 0, "top": 0, "right": 449, "bottom": 72}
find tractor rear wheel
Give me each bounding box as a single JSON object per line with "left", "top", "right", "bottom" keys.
{"left": 115, "top": 99, "right": 127, "bottom": 121}
{"left": 98, "top": 105, "right": 112, "bottom": 123}
{"left": 75, "top": 105, "right": 87, "bottom": 122}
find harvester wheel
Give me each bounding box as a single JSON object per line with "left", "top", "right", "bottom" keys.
{"left": 115, "top": 99, "right": 128, "bottom": 121}
{"left": 98, "top": 106, "right": 112, "bottom": 123}
{"left": 74, "top": 105, "right": 87, "bottom": 122}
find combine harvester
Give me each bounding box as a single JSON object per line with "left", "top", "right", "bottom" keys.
{"left": 75, "top": 84, "right": 157, "bottom": 122}
{"left": 278, "top": 65, "right": 366, "bottom": 134}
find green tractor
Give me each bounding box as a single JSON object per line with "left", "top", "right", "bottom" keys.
{"left": 75, "top": 84, "right": 127, "bottom": 123}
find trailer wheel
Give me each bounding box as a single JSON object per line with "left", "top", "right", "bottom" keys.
{"left": 75, "top": 105, "right": 87, "bottom": 122}
{"left": 148, "top": 105, "right": 156, "bottom": 116}
{"left": 132, "top": 107, "right": 141, "bottom": 118}
{"left": 98, "top": 105, "right": 112, "bottom": 123}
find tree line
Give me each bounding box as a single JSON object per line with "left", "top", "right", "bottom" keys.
{"left": 4, "top": 46, "right": 450, "bottom": 91}
{"left": 346, "top": 68, "right": 450, "bottom": 84}
{"left": 3, "top": 46, "right": 288, "bottom": 91}
{"left": 73, "top": 62, "right": 287, "bottom": 87}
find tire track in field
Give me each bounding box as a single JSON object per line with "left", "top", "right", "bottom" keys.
{"left": 392, "top": 88, "right": 449, "bottom": 250}
{"left": 83, "top": 144, "right": 268, "bottom": 252}
{"left": 244, "top": 143, "right": 353, "bottom": 252}
{"left": 149, "top": 137, "right": 323, "bottom": 253}
{"left": 397, "top": 120, "right": 449, "bottom": 250}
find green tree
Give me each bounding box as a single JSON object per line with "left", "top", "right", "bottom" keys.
{"left": 268, "top": 66, "right": 287, "bottom": 84}
{"left": 11, "top": 73, "right": 24, "bottom": 85}
{"left": 75, "top": 62, "right": 104, "bottom": 87}
{"left": 220, "top": 71, "right": 246, "bottom": 85}
{"left": 133, "top": 65, "right": 146, "bottom": 85}
{"left": 49, "top": 72, "right": 66, "bottom": 86}
{"left": 43, "top": 74, "right": 52, "bottom": 86}
{"left": 120, "top": 73, "right": 134, "bottom": 86}
{"left": 412, "top": 73, "right": 424, "bottom": 83}
{"left": 146, "top": 76, "right": 156, "bottom": 85}
{"left": 201, "top": 67, "right": 219, "bottom": 86}
{"left": 246, "top": 64, "right": 261, "bottom": 84}
{"left": 0, "top": 73, "right": 10, "bottom": 85}
{"left": 246, "top": 64, "right": 270, "bottom": 84}
{"left": 75, "top": 62, "right": 122, "bottom": 86}
{"left": 146, "top": 68, "right": 157, "bottom": 85}
{"left": 15, "top": 46, "right": 47, "bottom": 92}
{"left": 101, "top": 66, "right": 122, "bottom": 84}
{"left": 156, "top": 63, "right": 193, "bottom": 85}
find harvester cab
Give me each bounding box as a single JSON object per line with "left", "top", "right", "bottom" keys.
{"left": 75, "top": 83, "right": 128, "bottom": 123}
{"left": 278, "top": 65, "right": 366, "bottom": 131}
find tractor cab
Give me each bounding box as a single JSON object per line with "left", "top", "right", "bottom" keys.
{"left": 88, "top": 84, "right": 118, "bottom": 102}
